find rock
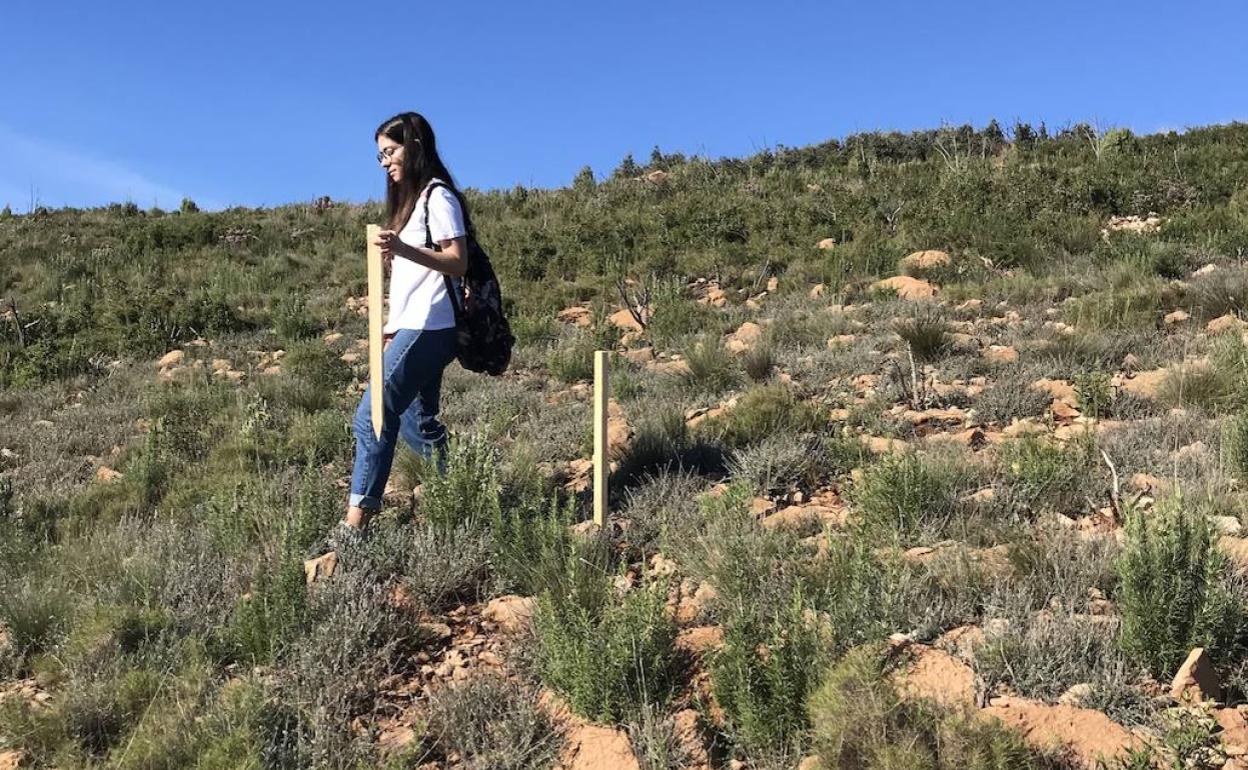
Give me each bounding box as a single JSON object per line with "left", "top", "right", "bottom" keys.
{"left": 557, "top": 306, "right": 593, "bottom": 327}
{"left": 323, "top": 331, "right": 344, "bottom": 343}
{"left": 303, "top": 551, "right": 338, "bottom": 585}
{"left": 1216, "top": 517, "right": 1245, "bottom": 537}
{"left": 1101, "top": 214, "right": 1163, "bottom": 238}
{"left": 607, "top": 399, "right": 632, "bottom": 459}
{"left": 725, "top": 322, "right": 763, "bottom": 355}
{"left": 562, "top": 724, "right": 641, "bottom": 770}
{"left": 644, "top": 170, "right": 668, "bottom": 184}
{"left": 482, "top": 595, "right": 536, "bottom": 634}
{"left": 649, "top": 359, "right": 692, "bottom": 377}
{"left": 797, "top": 758, "right": 821, "bottom": 770}
{"left": 1002, "top": 418, "right": 1046, "bottom": 438}
{"left": 608, "top": 308, "right": 644, "bottom": 332}
{"left": 860, "top": 435, "right": 908, "bottom": 455}
{"left": 417, "top": 622, "right": 453, "bottom": 642}
{"left": 983, "top": 345, "right": 1019, "bottom": 364}
{"left": 0, "top": 751, "right": 27, "bottom": 770}
{"left": 157, "top": 349, "right": 185, "bottom": 368}
{"left": 1058, "top": 683, "right": 1094, "bottom": 707}
{"left": 1033, "top": 378, "right": 1078, "bottom": 403}
{"left": 1120, "top": 368, "right": 1169, "bottom": 399}
{"left": 340, "top": 351, "right": 361, "bottom": 364}
{"left": 1216, "top": 708, "right": 1248, "bottom": 752}
{"left": 1208, "top": 314, "right": 1246, "bottom": 334}
{"left": 827, "top": 334, "right": 856, "bottom": 347}
{"left": 816, "top": 237, "right": 837, "bottom": 250}
{"left": 893, "top": 645, "right": 977, "bottom": 709}
{"left": 1051, "top": 400, "right": 1081, "bottom": 421}
{"left": 1171, "top": 647, "right": 1220, "bottom": 704}
{"left": 621, "top": 346, "right": 655, "bottom": 364}
{"left": 1164, "top": 309, "right": 1191, "bottom": 325}
{"left": 956, "top": 298, "right": 983, "bottom": 314}
{"left": 673, "top": 709, "right": 713, "bottom": 770}
{"left": 870, "top": 275, "right": 938, "bottom": 300}
{"left": 675, "top": 626, "right": 725, "bottom": 656}
{"left": 750, "top": 497, "right": 777, "bottom": 516}
{"left": 898, "top": 249, "right": 951, "bottom": 276}
{"left": 936, "top": 625, "right": 987, "bottom": 658}
{"left": 94, "top": 465, "right": 123, "bottom": 483}
{"left": 810, "top": 283, "right": 826, "bottom": 298}
{"left": 981, "top": 697, "right": 1143, "bottom": 768}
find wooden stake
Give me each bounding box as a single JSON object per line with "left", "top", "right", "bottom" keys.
{"left": 593, "top": 350, "right": 610, "bottom": 526}
{"left": 366, "top": 225, "right": 384, "bottom": 440}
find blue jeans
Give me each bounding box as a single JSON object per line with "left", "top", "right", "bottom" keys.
{"left": 349, "top": 326, "right": 459, "bottom": 512}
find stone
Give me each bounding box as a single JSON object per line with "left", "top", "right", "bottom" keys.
{"left": 984, "top": 345, "right": 1019, "bottom": 364}
{"left": 622, "top": 346, "right": 655, "bottom": 364}
{"left": 1120, "top": 368, "right": 1169, "bottom": 399}
{"left": 860, "top": 435, "right": 908, "bottom": 455}
{"left": 608, "top": 308, "right": 644, "bottom": 332}
{"left": 870, "top": 275, "right": 937, "bottom": 300}
{"left": 562, "top": 724, "right": 641, "bottom": 770}
{"left": 1216, "top": 708, "right": 1248, "bottom": 753}
{"left": 1033, "top": 378, "right": 1077, "bottom": 403}
{"left": 1058, "top": 683, "right": 1094, "bottom": 706}
{"left": 1215, "top": 517, "right": 1245, "bottom": 537}
{"left": 816, "top": 237, "right": 837, "bottom": 250}
{"left": 1208, "top": 314, "right": 1247, "bottom": 335}
{"left": 725, "top": 322, "right": 763, "bottom": 355}
{"left": 557, "top": 305, "right": 593, "bottom": 327}
{"left": 0, "top": 751, "right": 28, "bottom": 770}
{"left": 1171, "top": 647, "right": 1220, "bottom": 703}
{"left": 810, "top": 283, "right": 826, "bottom": 298}
{"left": 94, "top": 466, "right": 123, "bottom": 483}
{"left": 1164, "top": 309, "right": 1191, "bottom": 325}
{"left": 607, "top": 399, "right": 632, "bottom": 459}
{"left": 981, "top": 697, "right": 1143, "bottom": 768}
{"left": 303, "top": 551, "right": 338, "bottom": 585}
{"left": 157, "top": 349, "right": 185, "bottom": 368}
{"left": 893, "top": 645, "right": 977, "bottom": 709}
{"left": 898, "top": 249, "right": 951, "bottom": 275}
{"left": 482, "top": 595, "right": 536, "bottom": 634}
{"left": 956, "top": 298, "right": 983, "bottom": 313}
{"left": 673, "top": 709, "right": 713, "bottom": 770}
{"left": 675, "top": 626, "right": 725, "bottom": 656}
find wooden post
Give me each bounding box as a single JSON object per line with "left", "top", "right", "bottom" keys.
{"left": 593, "top": 350, "right": 610, "bottom": 526}
{"left": 366, "top": 225, "right": 384, "bottom": 440}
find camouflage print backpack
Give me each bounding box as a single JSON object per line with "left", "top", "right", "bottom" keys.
{"left": 422, "top": 182, "right": 515, "bottom": 376}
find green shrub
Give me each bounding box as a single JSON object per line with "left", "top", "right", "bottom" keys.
{"left": 711, "top": 585, "right": 834, "bottom": 757}
{"left": 727, "top": 431, "right": 861, "bottom": 497}
{"left": 697, "top": 384, "right": 826, "bottom": 450}
{"left": 807, "top": 645, "right": 1053, "bottom": 770}
{"left": 1074, "top": 370, "right": 1113, "bottom": 418}
{"left": 999, "top": 435, "right": 1097, "bottom": 517}
{"left": 1117, "top": 493, "right": 1248, "bottom": 678}
{"left": 490, "top": 487, "right": 581, "bottom": 598}
{"left": 418, "top": 433, "right": 502, "bottom": 534}
{"left": 893, "top": 302, "right": 951, "bottom": 362}
{"left": 534, "top": 573, "right": 677, "bottom": 723}
{"left": 849, "top": 450, "right": 978, "bottom": 543}
{"left": 271, "top": 294, "right": 318, "bottom": 341}
{"left": 740, "top": 341, "right": 776, "bottom": 382}
{"left": 971, "top": 374, "right": 1052, "bottom": 425}
{"left": 681, "top": 334, "right": 740, "bottom": 395}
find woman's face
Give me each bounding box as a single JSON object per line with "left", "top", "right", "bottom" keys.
{"left": 377, "top": 135, "right": 404, "bottom": 183}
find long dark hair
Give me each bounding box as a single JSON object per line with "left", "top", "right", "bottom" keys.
{"left": 374, "top": 112, "right": 472, "bottom": 235}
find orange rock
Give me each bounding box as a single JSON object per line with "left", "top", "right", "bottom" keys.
{"left": 621, "top": 346, "right": 655, "bottom": 364}
{"left": 893, "top": 644, "right": 977, "bottom": 709}
{"left": 1119, "top": 368, "right": 1169, "bottom": 399}
{"left": 675, "top": 626, "right": 725, "bottom": 656}
{"left": 482, "top": 595, "right": 537, "bottom": 634}
{"left": 608, "top": 308, "right": 644, "bottom": 332}
{"left": 1032, "top": 378, "right": 1077, "bottom": 403}
{"left": 1208, "top": 314, "right": 1246, "bottom": 334}
{"left": 983, "top": 345, "right": 1019, "bottom": 364}
{"left": 557, "top": 306, "right": 593, "bottom": 327}
{"left": 94, "top": 465, "right": 123, "bottom": 483}
{"left": 870, "top": 275, "right": 938, "bottom": 300}
{"left": 898, "top": 249, "right": 951, "bottom": 275}
{"left": 725, "top": 322, "right": 763, "bottom": 355}
{"left": 1164, "top": 309, "right": 1190, "bottom": 325}
{"left": 1171, "top": 647, "right": 1220, "bottom": 703}
{"left": 810, "top": 284, "right": 826, "bottom": 298}
{"left": 816, "top": 237, "right": 837, "bottom": 250}
{"left": 981, "top": 697, "right": 1143, "bottom": 768}
{"left": 562, "top": 725, "right": 641, "bottom": 770}
{"left": 303, "top": 552, "right": 338, "bottom": 585}
{"left": 859, "top": 435, "right": 908, "bottom": 454}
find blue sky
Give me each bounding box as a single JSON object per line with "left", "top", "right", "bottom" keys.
{"left": 2, "top": 0, "right": 1246, "bottom": 211}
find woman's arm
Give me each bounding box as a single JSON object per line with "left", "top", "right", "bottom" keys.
{"left": 372, "top": 231, "right": 468, "bottom": 277}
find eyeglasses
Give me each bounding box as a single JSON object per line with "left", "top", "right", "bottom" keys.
{"left": 377, "top": 146, "right": 401, "bottom": 164}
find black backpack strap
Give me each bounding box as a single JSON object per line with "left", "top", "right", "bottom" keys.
{"left": 420, "top": 181, "right": 465, "bottom": 320}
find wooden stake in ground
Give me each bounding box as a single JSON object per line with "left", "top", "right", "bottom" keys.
{"left": 366, "top": 224, "right": 384, "bottom": 440}
{"left": 594, "top": 350, "right": 610, "bottom": 526}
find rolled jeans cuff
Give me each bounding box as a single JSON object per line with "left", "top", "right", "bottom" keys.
{"left": 348, "top": 492, "right": 382, "bottom": 511}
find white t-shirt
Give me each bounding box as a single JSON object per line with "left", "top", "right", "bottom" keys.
{"left": 384, "top": 178, "right": 465, "bottom": 333}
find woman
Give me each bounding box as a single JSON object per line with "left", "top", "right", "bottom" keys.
{"left": 332, "top": 111, "right": 470, "bottom": 545}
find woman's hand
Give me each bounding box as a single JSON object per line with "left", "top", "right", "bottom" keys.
{"left": 371, "top": 229, "right": 401, "bottom": 273}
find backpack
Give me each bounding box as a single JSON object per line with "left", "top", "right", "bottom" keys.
{"left": 422, "top": 181, "right": 515, "bottom": 376}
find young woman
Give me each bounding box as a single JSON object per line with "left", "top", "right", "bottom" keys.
{"left": 335, "top": 111, "right": 471, "bottom": 542}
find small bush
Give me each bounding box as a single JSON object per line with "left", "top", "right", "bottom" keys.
{"left": 1117, "top": 493, "right": 1248, "bottom": 678}
{"left": 697, "top": 385, "right": 826, "bottom": 450}
{"left": 419, "top": 670, "right": 560, "bottom": 770}
{"left": 727, "top": 431, "right": 862, "bottom": 497}
{"left": 490, "top": 487, "right": 581, "bottom": 598}
{"left": 1157, "top": 362, "right": 1238, "bottom": 414}
{"left": 534, "top": 572, "right": 677, "bottom": 723}
{"left": 971, "top": 374, "right": 1052, "bottom": 425}
{"left": 711, "top": 585, "right": 834, "bottom": 757}
{"left": 271, "top": 295, "right": 318, "bottom": 341}
{"left": 849, "top": 450, "right": 978, "bottom": 543}
{"left": 893, "top": 302, "right": 951, "bottom": 362}
{"left": 1074, "top": 370, "right": 1113, "bottom": 418}
{"left": 999, "top": 435, "right": 1097, "bottom": 517}
{"left": 740, "top": 342, "right": 776, "bottom": 382}
{"left": 681, "top": 334, "right": 740, "bottom": 395}
{"left": 418, "top": 433, "right": 502, "bottom": 534}
{"left": 808, "top": 645, "right": 1054, "bottom": 770}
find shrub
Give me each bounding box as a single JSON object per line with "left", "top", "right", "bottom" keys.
{"left": 807, "top": 645, "right": 1054, "bottom": 770}
{"left": 680, "top": 334, "right": 740, "bottom": 395}
{"left": 271, "top": 294, "right": 318, "bottom": 341}
{"left": 418, "top": 433, "right": 502, "bottom": 534}
{"left": 999, "top": 435, "right": 1097, "bottom": 517}
{"left": 740, "top": 341, "right": 776, "bottom": 382}
{"left": 971, "top": 373, "right": 1052, "bottom": 424}
{"left": 419, "top": 670, "right": 559, "bottom": 770}
{"left": 726, "top": 431, "right": 862, "bottom": 497}
{"left": 1074, "top": 370, "right": 1113, "bottom": 418}
{"left": 489, "top": 486, "right": 581, "bottom": 598}
{"left": 534, "top": 572, "right": 677, "bottom": 722}
{"left": 711, "top": 585, "right": 834, "bottom": 757}
{"left": 1117, "top": 493, "right": 1248, "bottom": 678}
{"left": 697, "top": 384, "right": 826, "bottom": 450}
{"left": 1157, "top": 362, "right": 1238, "bottom": 414}
{"left": 849, "top": 450, "right": 978, "bottom": 543}
{"left": 893, "top": 302, "right": 951, "bottom": 362}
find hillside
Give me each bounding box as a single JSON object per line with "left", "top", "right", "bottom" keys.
{"left": 3, "top": 121, "right": 1248, "bottom": 768}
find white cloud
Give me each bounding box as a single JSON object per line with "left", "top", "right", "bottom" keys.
{"left": 0, "top": 123, "right": 214, "bottom": 210}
